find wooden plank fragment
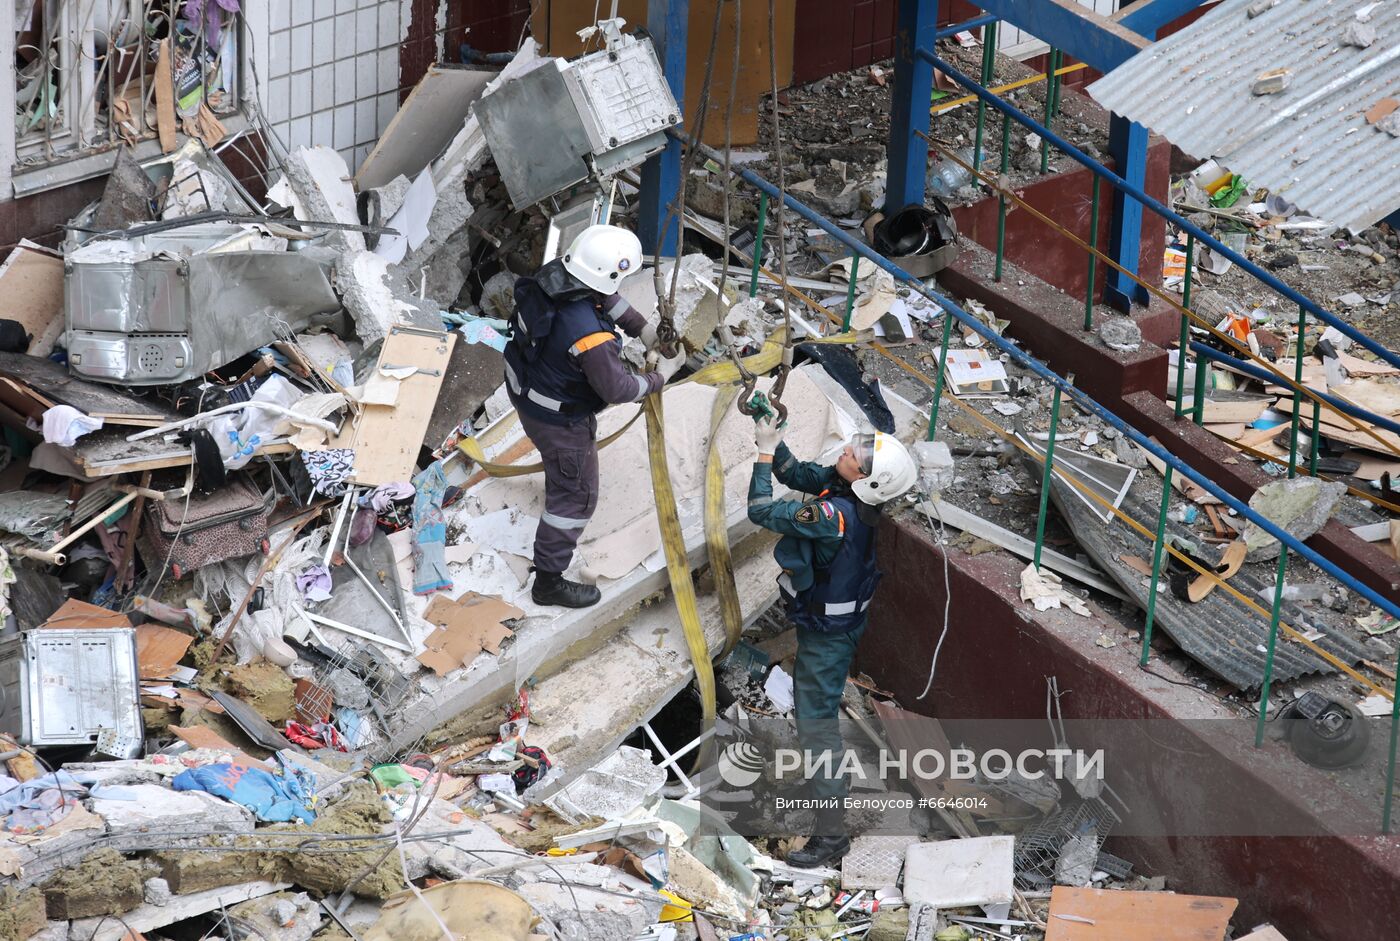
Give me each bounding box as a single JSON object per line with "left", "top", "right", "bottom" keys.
{"left": 1045, "top": 886, "right": 1236, "bottom": 941}
{"left": 154, "top": 39, "right": 177, "bottom": 153}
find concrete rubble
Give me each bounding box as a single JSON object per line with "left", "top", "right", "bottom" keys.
{"left": 0, "top": 10, "right": 1389, "bottom": 941}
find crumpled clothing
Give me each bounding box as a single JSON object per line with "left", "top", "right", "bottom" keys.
{"left": 358, "top": 483, "right": 414, "bottom": 513}
{"left": 411, "top": 461, "right": 452, "bottom": 596}
{"left": 296, "top": 563, "right": 333, "bottom": 602}
{"left": 40, "top": 405, "right": 103, "bottom": 447}
{"left": 285, "top": 720, "right": 347, "bottom": 752}
{"left": 171, "top": 755, "right": 316, "bottom": 824}
{"left": 300, "top": 448, "right": 354, "bottom": 498}
{"left": 1, "top": 771, "right": 87, "bottom": 834}
{"left": 181, "top": 0, "right": 240, "bottom": 44}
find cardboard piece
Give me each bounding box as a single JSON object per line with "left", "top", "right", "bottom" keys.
{"left": 169, "top": 725, "right": 260, "bottom": 768}
{"left": 134, "top": 624, "right": 194, "bottom": 678}
{"left": 417, "top": 591, "right": 523, "bottom": 676}
{"left": 1045, "top": 886, "right": 1236, "bottom": 940}
{"left": 0, "top": 242, "right": 65, "bottom": 356}
{"left": 40, "top": 598, "right": 131, "bottom": 630}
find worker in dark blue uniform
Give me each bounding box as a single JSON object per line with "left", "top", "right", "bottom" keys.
{"left": 504, "top": 224, "right": 685, "bottom": 608}
{"left": 747, "top": 413, "right": 917, "bottom": 868}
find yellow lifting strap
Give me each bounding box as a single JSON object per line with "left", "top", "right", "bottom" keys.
{"left": 646, "top": 389, "right": 717, "bottom": 770}
{"left": 455, "top": 326, "right": 868, "bottom": 478}
{"left": 706, "top": 384, "right": 745, "bottom": 660}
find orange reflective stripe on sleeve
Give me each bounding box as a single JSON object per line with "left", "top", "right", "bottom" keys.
{"left": 570, "top": 331, "right": 618, "bottom": 356}
{"left": 837, "top": 511, "right": 846, "bottom": 535}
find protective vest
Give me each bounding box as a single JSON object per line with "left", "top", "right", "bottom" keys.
{"left": 781, "top": 491, "right": 881, "bottom": 633}
{"left": 503, "top": 266, "right": 617, "bottom": 425}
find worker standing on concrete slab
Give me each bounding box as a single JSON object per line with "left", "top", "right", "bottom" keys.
{"left": 504, "top": 224, "right": 685, "bottom": 608}
{"left": 747, "top": 414, "right": 917, "bottom": 868}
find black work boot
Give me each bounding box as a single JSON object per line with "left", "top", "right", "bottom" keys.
{"left": 786, "top": 833, "right": 851, "bottom": 869}
{"left": 531, "top": 570, "right": 601, "bottom": 608}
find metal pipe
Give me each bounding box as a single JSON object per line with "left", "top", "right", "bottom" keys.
{"left": 1141, "top": 465, "right": 1173, "bottom": 665}
{"left": 13, "top": 490, "right": 142, "bottom": 566}
{"left": 1192, "top": 340, "right": 1208, "bottom": 425}
{"left": 1174, "top": 235, "right": 1195, "bottom": 416}
{"left": 1040, "top": 48, "right": 1060, "bottom": 174}
{"left": 681, "top": 132, "right": 1400, "bottom": 634}
{"left": 1033, "top": 386, "right": 1063, "bottom": 571}
{"left": 1288, "top": 305, "right": 1307, "bottom": 478}
{"left": 935, "top": 13, "right": 997, "bottom": 39}
{"left": 927, "top": 314, "right": 954, "bottom": 440}
{"left": 1254, "top": 550, "right": 1290, "bottom": 747}
{"left": 918, "top": 50, "right": 1400, "bottom": 373}
{"left": 1084, "top": 177, "right": 1100, "bottom": 331}
{"left": 749, "top": 191, "right": 767, "bottom": 298}
{"left": 995, "top": 111, "right": 1010, "bottom": 281}
{"left": 843, "top": 251, "right": 859, "bottom": 331}
{"left": 972, "top": 20, "right": 998, "bottom": 187}
{"left": 126, "top": 400, "right": 338, "bottom": 443}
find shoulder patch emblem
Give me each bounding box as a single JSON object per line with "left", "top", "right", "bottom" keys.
{"left": 795, "top": 504, "right": 820, "bottom": 524}
{"left": 819, "top": 501, "right": 835, "bottom": 519}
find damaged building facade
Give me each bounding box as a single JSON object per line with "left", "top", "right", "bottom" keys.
{"left": 2, "top": 1, "right": 1400, "bottom": 941}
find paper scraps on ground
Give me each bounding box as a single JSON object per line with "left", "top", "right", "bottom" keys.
{"left": 764, "top": 665, "right": 795, "bottom": 712}
{"left": 1356, "top": 694, "right": 1392, "bottom": 717}
{"left": 1020, "top": 564, "right": 1091, "bottom": 616}
{"left": 417, "top": 591, "right": 523, "bottom": 675}
{"left": 461, "top": 506, "right": 539, "bottom": 561}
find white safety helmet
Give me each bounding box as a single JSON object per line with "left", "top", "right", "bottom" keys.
{"left": 562, "top": 224, "right": 644, "bottom": 295}
{"left": 850, "top": 432, "right": 918, "bottom": 506}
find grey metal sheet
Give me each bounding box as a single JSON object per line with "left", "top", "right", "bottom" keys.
{"left": 1039, "top": 457, "right": 1368, "bottom": 691}
{"left": 1088, "top": 0, "right": 1400, "bottom": 232}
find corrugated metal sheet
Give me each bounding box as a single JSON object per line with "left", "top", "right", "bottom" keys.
{"left": 1088, "top": 0, "right": 1400, "bottom": 232}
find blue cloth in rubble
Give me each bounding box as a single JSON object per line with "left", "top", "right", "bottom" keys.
{"left": 411, "top": 460, "right": 452, "bottom": 596}
{"left": 171, "top": 755, "right": 317, "bottom": 824}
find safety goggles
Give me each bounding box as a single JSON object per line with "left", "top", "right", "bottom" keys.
{"left": 850, "top": 434, "right": 876, "bottom": 476}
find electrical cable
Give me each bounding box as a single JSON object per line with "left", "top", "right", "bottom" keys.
{"left": 915, "top": 505, "right": 953, "bottom": 701}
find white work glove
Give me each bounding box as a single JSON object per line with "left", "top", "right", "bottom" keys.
{"left": 640, "top": 323, "right": 659, "bottom": 350}
{"left": 655, "top": 347, "right": 687, "bottom": 382}
{"left": 755, "top": 414, "right": 785, "bottom": 455}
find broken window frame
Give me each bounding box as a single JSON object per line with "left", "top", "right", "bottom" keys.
{"left": 10, "top": 0, "right": 243, "bottom": 170}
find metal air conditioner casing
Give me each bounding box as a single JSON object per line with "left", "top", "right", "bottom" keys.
{"left": 0, "top": 628, "right": 143, "bottom": 758}
{"left": 474, "top": 34, "right": 680, "bottom": 210}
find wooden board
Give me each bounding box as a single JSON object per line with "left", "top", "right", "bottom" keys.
{"left": 1045, "top": 886, "right": 1236, "bottom": 941}
{"left": 0, "top": 352, "right": 174, "bottom": 425}
{"left": 332, "top": 326, "right": 456, "bottom": 486}
{"left": 355, "top": 65, "right": 494, "bottom": 190}
{"left": 1273, "top": 397, "right": 1400, "bottom": 456}
{"left": 0, "top": 242, "right": 65, "bottom": 356}
{"left": 74, "top": 428, "right": 292, "bottom": 477}
{"left": 1200, "top": 398, "right": 1270, "bottom": 425}
{"left": 154, "top": 39, "right": 177, "bottom": 153}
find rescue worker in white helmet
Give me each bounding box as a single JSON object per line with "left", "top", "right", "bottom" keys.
{"left": 746, "top": 414, "right": 917, "bottom": 868}
{"left": 503, "top": 224, "right": 685, "bottom": 608}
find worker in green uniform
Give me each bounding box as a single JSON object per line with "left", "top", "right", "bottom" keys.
{"left": 747, "top": 413, "right": 917, "bottom": 868}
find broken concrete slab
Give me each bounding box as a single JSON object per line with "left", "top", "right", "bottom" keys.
{"left": 282, "top": 146, "right": 365, "bottom": 254}
{"left": 617, "top": 253, "right": 728, "bottom": 351}
{"left": 91, "top": 782, "right": 255, "bottom": 837}
{"left": 68, "top": 880, "right": 292, "bottom": 941}
{"left": 335, "top": 250, "right": 425, "bottom": 344}
{"left": 152, "top": 848, "right": 278, "bottom": 895}
{"left": 226, "top": 891, "right": 323, "bottom": 941}
{"left": 1242, "top": 477, "right": 1347, "bottom": 560}
{"left": 903, "top": 836, "right": 1015, "bottom": 909}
